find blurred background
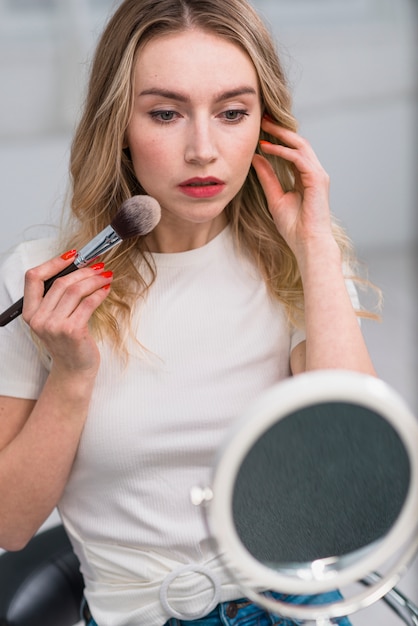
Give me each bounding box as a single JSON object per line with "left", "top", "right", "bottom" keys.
{"left": 0, "top": 1, "right": 416, "bottom": 624}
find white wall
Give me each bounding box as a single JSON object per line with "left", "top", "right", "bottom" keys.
{"left": 0, "top": 0, "right": 416, "bottom": 253}
{"left": 257, "top": 0, "right": 417, "bottom": 250}
{"left": 0, "top": 0, "right": 115, "bottom": 253}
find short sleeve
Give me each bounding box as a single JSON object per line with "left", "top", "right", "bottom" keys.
{"left": 0, "top": 239, "right": 56, "bottom": 399}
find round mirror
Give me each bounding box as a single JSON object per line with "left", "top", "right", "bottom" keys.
{"left": 232, "top": 401, "right": 409, "bottom": 567}
{"left": 197, "top": 371, "right": 418, "bottom": 622}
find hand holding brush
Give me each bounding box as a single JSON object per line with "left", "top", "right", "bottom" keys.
{"left": 0, "top": 195, "right": 161, "bottom": 326}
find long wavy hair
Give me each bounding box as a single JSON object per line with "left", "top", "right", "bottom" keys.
{"left": 60, "top": 0, "right": 378, "bottom": 352}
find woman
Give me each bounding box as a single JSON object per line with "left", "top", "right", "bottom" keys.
{"left": 0, "top": 0, "right": 378, "bottom": 624}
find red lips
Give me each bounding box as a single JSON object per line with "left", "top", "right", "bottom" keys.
{"left": 178, "top": 177, "right": 225, "bottom": 198}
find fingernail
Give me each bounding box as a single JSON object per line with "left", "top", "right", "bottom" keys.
{"left": 259, "top": 140, "right": 272, "bottom": 147}
{"left": 102, "top": 284, "right": 111, "bottom": 290}
{"left": 90, "top": 262, "right": 105, "bottom": 271}
{"left": 61, "top": 249, "right": 77, "bottom": 260}
{"left": 101, "top": 271, "right": 113, "bottom": 278}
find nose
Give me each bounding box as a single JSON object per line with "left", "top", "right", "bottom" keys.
{"left": 184, "top": 117, "right": 218, "bottom": 165}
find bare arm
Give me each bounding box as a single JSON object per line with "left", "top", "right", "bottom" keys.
{"left": 0, "top": 253, "right": 113, "bottom": 550}
{"left": 253, "top": 118, "right": 375, "bottom": 377}
{"left": 290, "top": 240, "right": 375, "bottom": 375}
{"left": 0, "top": 382, "right": 92, "bottom": 550}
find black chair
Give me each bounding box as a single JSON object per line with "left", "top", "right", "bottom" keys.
{"left": 0, "top": 524, "right": 84, "bottom": 626}
{"left": 1, "top": 525, "right": 417, "bottom": 626}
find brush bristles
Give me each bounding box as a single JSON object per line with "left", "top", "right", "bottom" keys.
{"left": 111, "top": 195, "right": 161, "bottom": 240}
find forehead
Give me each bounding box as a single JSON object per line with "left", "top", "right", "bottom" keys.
{"left": 133, "top": 29, "right": 259, "bottom": 95}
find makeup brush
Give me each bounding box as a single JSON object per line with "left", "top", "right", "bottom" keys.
{"left": 0, "top": 195, "right": 161, "bottom": 327}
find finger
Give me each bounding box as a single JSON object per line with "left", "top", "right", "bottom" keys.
{"left": 22, "top": 250, "right": 78, "bottom": 319}
{"left": 252, "top": 154, "right": 286, "bottom": 206}
{"left": 261, "top": 118, "right": 308, "bottom": 149}
{"left": 28, "top": 279, "right": 112, "bottom": 343}
{"left": 259, "top": 140, "right": 328, "bottom": 195}
{"left": 31, "top": 281, "right": 112, "bottom": 339}
{"left": 23, "top": 262, "right": 111, "bottom": 324}
{"left": 37, "top": 270, "right": 112, "bottom": 318}
{"left": 26, "top": 249, "right": 78, "bottom": 286}
{"left": 261, "top": 120, "right": 322, "bottom": 163}
{"left": 259, "top": 140, "right": 312, "bottom": 173}
{"left": 29, "top": 285, "right": 111, "bottom": 374}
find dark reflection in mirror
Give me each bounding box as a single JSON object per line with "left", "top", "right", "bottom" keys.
{"left": 232, "top": 402, "right": 410, "bottom": 567}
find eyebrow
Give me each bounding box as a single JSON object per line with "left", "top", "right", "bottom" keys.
{"left": 138, "top": 86, "right": 258, "bottom": 103}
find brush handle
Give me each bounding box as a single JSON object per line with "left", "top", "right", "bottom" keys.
{"left": 0, "top": 263, "right": 78, "bottom": 327}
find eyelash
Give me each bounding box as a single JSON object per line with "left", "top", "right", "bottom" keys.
{"left": 149, "top": 109, "right": 250, "bottom": 125}
{"left": 150, "top": 110, "right": 179, "bottom": 124}
{"left": 221, "top": 109, "right": 249, "bottom": 123}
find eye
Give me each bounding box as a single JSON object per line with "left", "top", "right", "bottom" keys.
{"left": 150, "top": 110, "right": 179, "bottom": 123}
{"left": 220, "top": 109, "right": 249, "bottom": 123}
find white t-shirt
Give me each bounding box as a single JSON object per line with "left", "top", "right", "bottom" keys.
{"left": 0, "top": 227, "right": 309, "bottom": 625}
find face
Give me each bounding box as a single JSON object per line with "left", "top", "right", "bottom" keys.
{"left": 125, "top": 29, "right": 262, "bottom": 248}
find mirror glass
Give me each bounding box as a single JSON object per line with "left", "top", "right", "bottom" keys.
{"left": 232, "top": 401, "right": 411, "bottom": 569}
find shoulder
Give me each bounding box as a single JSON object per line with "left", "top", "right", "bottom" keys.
{"left": 0, "top": 237, "right": 60, "bottom": 273}
{"left": 0, "top": 237, "right": 60, "bottom": 301}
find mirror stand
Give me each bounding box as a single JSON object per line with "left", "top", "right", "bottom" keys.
{"left": 223, "top": 536, "right": 418, "bottom": 623}
{"left": 361, "top": 572, "right": 418, "bottom": 626}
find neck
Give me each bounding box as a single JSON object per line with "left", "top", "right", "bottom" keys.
{"left": 145, "top": 214, "right": 228, "bottom": 253}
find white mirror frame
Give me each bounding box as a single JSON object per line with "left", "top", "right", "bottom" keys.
{"left": 199, "top": 371, "right": 418, "bottom": 622}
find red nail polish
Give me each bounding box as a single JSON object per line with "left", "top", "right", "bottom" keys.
{"left": 61, "top": 249, "right": 77, "bottom": 260}
{"left": 259, "top": 140, "right": 272, "bottom": 146}
{"left": 102, "top": 284, "right": 111, "bottom": 290}
{"left": 90, "top": 262, "right": 105, "bottom": 271}
{"left": 101, "top": 271, "right": 113, "bottom": 278}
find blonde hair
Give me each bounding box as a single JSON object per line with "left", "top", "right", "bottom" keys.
{"left": 61, "top": 0, "right": 378, "bottom": 351}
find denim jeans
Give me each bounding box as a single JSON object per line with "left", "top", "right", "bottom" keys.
{"left": 83, "top": 590, "right": 352, "bottom": 625}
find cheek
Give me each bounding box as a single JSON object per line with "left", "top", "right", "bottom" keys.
{"left": 130, "top": 138, "right": 169, "bottom": 180}
{"left": 229, "top": 128, "right": 261, "bottom": 190}
{"left": 237, "top": 117, "right": 261, "bottom": 151}
{"left": 233, "top": 126, "right": 261, "bottom": 167}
